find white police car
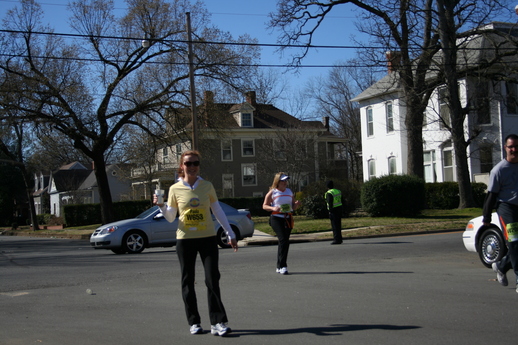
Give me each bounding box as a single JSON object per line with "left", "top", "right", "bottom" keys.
{"left": 463, "top": 212, "right": 507, "bottom": 268}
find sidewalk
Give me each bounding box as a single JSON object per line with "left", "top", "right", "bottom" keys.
{"left": 239, "top": 227, "right": 463, "bottom": 247}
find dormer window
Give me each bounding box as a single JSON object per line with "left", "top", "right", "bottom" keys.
{"left": 241, "top": 113, "right": 253, "bottom": 127}
{"left": 231, "top": 102, "right": 255, "bottom": 127}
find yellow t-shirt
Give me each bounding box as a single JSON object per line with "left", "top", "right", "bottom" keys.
{"left": 168, "top": 179, "right": 217, "bottom": 240}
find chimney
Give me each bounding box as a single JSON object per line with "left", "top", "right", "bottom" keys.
{"left": 204, "top": 90, "right": 214, "bottom": 105}
{"left": 323, "top": 116, "right": 330, "bottom": 130}
{"left": 385, "top": 51, "right": 401, "bottom": 73}
{"left": 245, "top": 91, "right": 257, "bottom": 106}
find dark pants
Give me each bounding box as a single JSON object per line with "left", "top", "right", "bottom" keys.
{"left": 329, "top": 206, "right": 343, "bottom": 243}
{"left": 270, "top": 215, "right": 292, "bottom": 268}
{"left": 496, "top": 202, "right": 518, "bottom": 284}
{"left": 176, "top": 236, "right": 228, "bottom": 326}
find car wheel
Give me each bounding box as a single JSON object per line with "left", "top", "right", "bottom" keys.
{"left": 111, "top": 248, "right": 126, "bottom": 255}
{"left": 216, "top": 226, "right": 240, "bottom": 249}
{"left": 122, "top": 230, "right": 147, "bottom": 254}
{"left": 477, "top": 228, "right": 507, "bottom": 268}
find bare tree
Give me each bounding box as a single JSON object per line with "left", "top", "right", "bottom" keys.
{"left": 255, "top": 127, "right": 321, "bottom": 192}
{"left": 120, "top": 123, "right": 167, "bottom": 202}
{"left": 308, "top": 62, "right": 377, "bottom": 180}
{"left": 269, "top": 0, "right": 513, "bottom": 208}
{"left": 27, "top": 125, "right": 92, "bottom": 172}
{"left": 435, "top": 0, "right": 475, "bottom": 207}
{"left": 0, "top": 0, "right": 259, "bottom": 223}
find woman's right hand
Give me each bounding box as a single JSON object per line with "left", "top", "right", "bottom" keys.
{"left": 153, "top": 194, "right": 164, "bottom": 207}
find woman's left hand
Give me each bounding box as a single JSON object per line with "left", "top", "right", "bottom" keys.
{"left": 229, "top": 238, "right": 238, "bottom": 252}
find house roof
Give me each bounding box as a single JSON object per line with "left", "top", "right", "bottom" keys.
{"left": 78, "top": 164, "right": 123, "bottom": 190}
{"left": 59, "top": 161, "right": 88, "bottom": 170}
{"left": 165, "top": 91, "right": 350, "bottom": 145}
{"left": 173, "top": 92, "right": 328, "bottom": 131}
{"left": 51, "top": 169, "right": 91, "bottom": 192}
{"left": 351, "top": 72, "right": 400, "bottom": 103}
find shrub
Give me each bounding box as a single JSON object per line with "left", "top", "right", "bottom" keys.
{"left": 361, "top": 175, "right": 425, "bottom": 217}
{"left": 298, "top": 179, "right": 362, "bottom": 219}
{"left": 425, "top": 182, "right": 487, "bottom": 209}
{"left": 299, "top": 194, "right": 328, "bottom": 218}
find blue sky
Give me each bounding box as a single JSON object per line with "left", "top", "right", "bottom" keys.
{"left": 0, "top": 0, "right": 362, "bottom": 114}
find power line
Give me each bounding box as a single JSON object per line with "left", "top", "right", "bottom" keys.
{"left": 0, "top": 0, "right": 358, "bottom": 19}
{"left": 0, "top": 29, "right": 370, "bottom": 50}
{"left": 2, "top": 29, "right": 517, "bottom": 70}
{"left": 0, "top": 52, "right": 374, "bottom": 69}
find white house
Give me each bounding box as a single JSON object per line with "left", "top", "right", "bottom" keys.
{"left": 352, "top": 22, "right": 518, "bottom": 184}
{"left": 47, "top": 162, "right": 132, "bottom": 217}
{"left": 48, "top": 162, "right": 91, "bottom": 217}
{"left": 33, "top": 171, "right": 50, "bottom": 215}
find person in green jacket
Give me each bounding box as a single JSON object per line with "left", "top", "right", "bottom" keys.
{"left": 325, "top": 180, "right": 343, "bottom": 244}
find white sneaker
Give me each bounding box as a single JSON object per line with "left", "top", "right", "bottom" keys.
{"left": 211, "top": 323, "right": 229, "bottom": 336}
{"left": 190, "top": 324, "right": 203, "bottom": 335}
{"left": 278, "top": 267, "right": 288, "bottom": 275}
{"left": 492, "top": 262, "right": 508, "bottom": 286}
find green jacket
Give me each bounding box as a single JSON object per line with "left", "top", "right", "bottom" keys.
{"left": 325, "top": 189, "right": 342, "bottom": 210}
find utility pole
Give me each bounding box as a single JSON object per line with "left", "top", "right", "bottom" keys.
{"left": 186, "top": 12, "right": 198, "bottom": 150}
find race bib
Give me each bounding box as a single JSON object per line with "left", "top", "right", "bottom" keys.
{"left": 280, "top": 203, "right": 291, "bottom": 213}
{"left": 507, "top": 222, "right": 518, "bottom": 242}
{"left": 184, "top": 208, "right": 207, "bottom": 231}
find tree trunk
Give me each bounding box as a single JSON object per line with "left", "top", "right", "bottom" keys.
{"left": 437, "top": 0, "right": 476, "bottom": 208}
{"left": 404, "top": 95, "right": 425, "bottom": 179}
{"left": 20, "top": 165, "right": 40, "bottom": 230}
{"left": 92, "top": 156, "right": 114, "bottom": 224}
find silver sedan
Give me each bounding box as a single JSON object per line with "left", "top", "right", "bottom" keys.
{"left": 90, "top": 202, "right": 254, "bottom": 254}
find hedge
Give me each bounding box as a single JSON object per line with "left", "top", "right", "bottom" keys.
{"left": 296, "top": 179, "right": 362, "bottom": 219}
{"left": 424, "top": 182, "right": 487, "bottom": 209}
{"left": 64, "top": 200, "right": 152, "bottom": 226}
{"left": 361, "top": 175, "right": 426, "bottom": 217}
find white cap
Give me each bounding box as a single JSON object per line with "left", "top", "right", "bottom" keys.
{"left": 280, "top": 174, "right": 290, "bottom": 181}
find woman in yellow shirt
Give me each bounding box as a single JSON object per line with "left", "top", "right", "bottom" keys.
{"left": 155, "top": 150, "right": 237, "bottom": 336}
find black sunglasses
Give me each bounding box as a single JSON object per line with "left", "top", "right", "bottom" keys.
{"left": 183, "top": 161, "right": 200, "bottom": 167}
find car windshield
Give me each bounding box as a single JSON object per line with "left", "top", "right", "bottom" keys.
{"left": 136, "top": 206, "right": 159, "bottom": 219}
{"left": 209, "top": 202, "right": 237, "bottom": 215}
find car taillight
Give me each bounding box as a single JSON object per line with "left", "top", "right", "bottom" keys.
{"left": 246, "top": 213, "right": 252, "bottom": 220}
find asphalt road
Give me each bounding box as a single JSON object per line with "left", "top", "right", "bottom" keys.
{"left": 1, "top": 232, "right": 517, "bottom": 345}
